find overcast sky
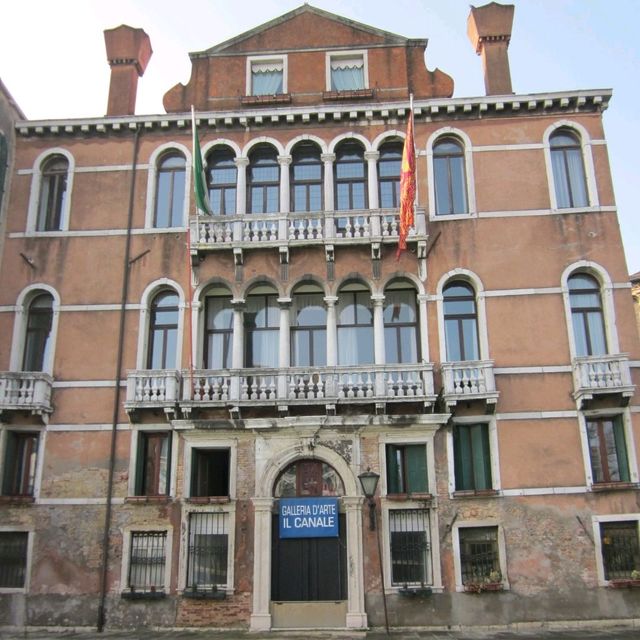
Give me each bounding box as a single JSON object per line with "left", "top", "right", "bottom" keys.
{"left": 2, "top": 0, "right": 639, "bottom": 273}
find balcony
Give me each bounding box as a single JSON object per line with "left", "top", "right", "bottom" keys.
{"left": 190, "top": 208, "right": 428, "bottom": 262}
{"left": 125, "top": 370, "right": 181, "bottom": 420}
{"left": 440, "top": 360, "right": 499, "bottom": 412}
{"left": 0, "top": 372, "right": 54, "bottom": 420}
{"left": 181, "top": 363, "right": 436, "bottom": 416}
{"left": 572, "top": 354, "right": 635, "bottom": 408}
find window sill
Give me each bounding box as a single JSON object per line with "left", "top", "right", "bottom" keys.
{"left": 591, "top": 482, "right": 638, "bottom": 492}
{"left": 397, "top": 586, "right": 433, "bottom": 598}
{"left": 121, "top": 589, "right": 166, "bottom": 600}
{"left": 386, "top": 493, "right": 433, "bottom": 502}
{"left": 463, "top": 582, "right": 504, "bottom": 593}
{"left": 182, "top": 588, "right": 227, "bottom": 600}
{"left": 607, "top": 579, "right": 640, "bottom": 589}
{"left": 322, "top": 89, "right": 374, "bottom": 100}
{"left": 0, "top": 495, "right": 35, "bottom": 505}
{"left": 452, "top": 489, "right": 500, "bottom": 499}
{"left": 186, "top": 496, "right": 231, "bottom": 504}
{"left": 125, "top": 496, "right": 171, "bottom": 504}
{"left": 240, "top": 94, "right": 291, "bottom": 105}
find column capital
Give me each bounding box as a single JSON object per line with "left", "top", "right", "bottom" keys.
{"left": 371, "top": 293, "right": 385, "bottom": 306}
{"left": 341, "top": 495, "right": 365, "bottom": 508}
{"left": 324, "top": 295, "right": 339, "bottom": 306}
{"left": 364, "top": 150, "right": 380, "bottom": 162}
{"left": 277, "top": 297, "right": 292, "bottom": 308}
{"left": 277, "top": 154, "right": 292, "bottom": 166}
{"left": 234, "top": 156, "right": 250, "bottom": 168}
{"left": 252, "top": 497, "right": 275, "bottom": 511}
{"left": 321, "top": 153, "right": 336, "bottom": 163}
{"left": 231, "top": 298, "right": 246, "bottom": 310}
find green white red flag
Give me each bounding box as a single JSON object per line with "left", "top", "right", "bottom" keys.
{"left": 396, "top": 107, "right": 416, "bottom": 258}
{"left": 191, "top": 107, "right": 212, "bottom": 216}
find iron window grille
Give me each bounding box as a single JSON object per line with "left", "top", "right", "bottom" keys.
{"left": 0, "top": 532, "right": 28, "bottom": 588}
{"left": 389, "top": 509, "right": 431, "bottom": 586}
{"left": 186, "top": 512, "right": 229, "bottom": 590}
{"left": 600, "top": 521, "right": 640, "bottom": 580}
{"left": 128, "top": 531, "right": 167, "bottom": 593}
{"left": 459, "top": 526, "right": 500, "bottom": 585}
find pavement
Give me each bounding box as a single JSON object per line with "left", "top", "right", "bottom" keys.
{"left": 1, "top": 623, "right": 640, "bottom": 640}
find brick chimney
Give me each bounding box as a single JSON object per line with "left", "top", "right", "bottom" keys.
{"left": 467, "top": 3, "right": 515, "bottom": 96}
{"left": 104, "top": 25, "right": 152, "bottom": 116}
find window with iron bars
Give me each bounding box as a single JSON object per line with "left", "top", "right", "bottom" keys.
{"left": 0, "top": 532, "right": 28, "bottom": 588}
{"left": 389, "top": 509, "right": 431, "bottom": 586}
{"left": 458, "top": 526, "right": 500, "bottom": 585}
{"left": 128, "top": 531, "right": 167, "bottom": 593}
{"left": 600, "top": 521, "right": 640, "bottom": 580}
{"left": 186, "top": 512, "right": 229, "bottom": 591}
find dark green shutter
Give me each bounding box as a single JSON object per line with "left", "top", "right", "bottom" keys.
{"left": 2, "top": 432, "right": 17, "bottom": 494}
{"left": 613, "top": 417, "right": 630, "bottom": 482}
{"left": 163, "top": 433, "right": 172, "bottom": 494}
{"left": 386, "top": 444, "right": 401, "bottom": 493}
{"left": 454, "top": 426, "right": 471, "bottom": 490}
{"left": 471, "top": 424, "right": 492, "bottom": 490}
{"left": 134, "top": 433, "right": 146, "bottom": 495}
{"left": 405, "top": 444, "right": 428, "bottom": 493}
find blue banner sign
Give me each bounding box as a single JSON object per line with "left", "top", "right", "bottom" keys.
{"left": 279, "top": 497, "right": 339, "bottom": 539}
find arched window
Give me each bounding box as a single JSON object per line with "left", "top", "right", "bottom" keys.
{"left": 291, "top": 142, "right": 323, "bottom": 212}
{"left": 207, "top": 147, "right": 237, "bottom": 215}
{"left": 203, "top": 286, "right": 234, "bottom": 369}
{"left": 244, "top": 286, "right": 279, "bottom": 367}
{"left": 337, "top": 283, "right": 373, "bottom": 366}
{"left": 291, "top": 284, "right": 326, "bottom": 367}
{"left": 22, "top": 293, "right": 54, "bottom": 371}
{"left": 550, "top": 130, "right": 588, "bottom": 208}
{"left": 569, "top": 273, "right": 607, "bottom": 356}
{"left": 433, "top": 138, "right": 467, "bottom": 216}
{"left": 37, "top": 155, "right": 69, "bottom": 231}
{"left": 378, "top": 141, "right": 403, "bottom": 209}
{"left": 147, "top": 291, "right": 179, "bottom": 369}
{"left": 274, "top": 459, "right": 344, "bottom": 497}
{"left": 384, "top": 284, "right": 419, "bottom": 364}
{"left": 248, "top": 145, "right": 279, "bottom": 214}
{"left": 154, "top": 153, "right": 186, "bottom": 228}
{"left": 334, "top": 141, "right": 367, "bottom": 211}
{"left": 443, "top": 282, "right": 479, "bottom": 361}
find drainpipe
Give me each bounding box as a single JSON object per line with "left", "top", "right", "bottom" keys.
{"left": 97, "top": 124, "right": 141, "bottom": 631}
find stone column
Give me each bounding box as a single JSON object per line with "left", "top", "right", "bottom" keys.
{"left": 371, "top": 293, "right": 385, "bottom": 365}
{"left": 417, "top": 293, "right": 429, "bottom": 362}
{"left": 234, "top": 157, "right": 249, "bottom": 215}
{"left": 324, "top": 295, "right": 338, "bottom": 367}
{"left": 278, "top": 155, "right": 292, "bottom": 214}
{"left": 343, "top": 496, "right": 368, "bottom": 629}
{"left": 322, "top": 153, "right": 336, "bottom": 212}
{"left": 365, "top": 150, "right": 380, "bottom": 210}
{"left": 250, "top": 497, "right": 275, "bottom": 631}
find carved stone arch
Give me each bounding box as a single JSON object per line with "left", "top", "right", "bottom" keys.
{"left": 286, "top": 275, "right": 328, "bottom": 298}
{"left": 242, "top": 136, "right": 286, "bottom": 157}
{"left": 202, "top": 138, "right": 242, "bottom": 158}
{"left": 380, "top": 271, "right": 426, "bottom": 296}
{"left": 372, "top": 129, "right": 406, "bottom": 151}
{"left": 243, "top": 276, "right": 285, "bottom": 299}
{"left": 285, "top": 134, "right": 328, "bottom": 156}
{"left": 328, "top": 132, "right": 372, "bottom": 154}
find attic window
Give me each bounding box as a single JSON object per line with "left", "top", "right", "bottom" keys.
{"left": 327, "top": 51, "right": 367, "bottom": 91}
{"left": 247, "top": 55, "right": 287, "bottom": 96}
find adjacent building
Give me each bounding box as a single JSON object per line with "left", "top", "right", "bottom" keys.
{"left": 1, "top": 3, "right": 639, "bottom": 633}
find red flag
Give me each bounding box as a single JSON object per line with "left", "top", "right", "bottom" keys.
{"left": 396, "top": 109, "right": 416, "bottom": 259}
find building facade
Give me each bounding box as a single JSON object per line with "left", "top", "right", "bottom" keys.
{"left": 1, "top": 3, "right": 639, "bottom": 632}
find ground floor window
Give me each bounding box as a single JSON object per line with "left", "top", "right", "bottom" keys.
{"left": 458, "top": 526, "right": 501, "bottom": 586}
{"left": 389, "top": 509, "right": 431, "bottom": 586}
{"left": 127, "top": 531, "right": 167, "bottom": 593}
{"left": 0, "top": 532, "right": 28, "bottom": 588}
{"left": 186, "top": 511, "right": 229, "bottom": 590}
{"left": 600, "top": 521, "right": 640, "bottom": 580}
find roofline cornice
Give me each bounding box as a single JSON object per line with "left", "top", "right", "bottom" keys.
{"left": 15, "top": 89, "right": 612, "bottom": 138}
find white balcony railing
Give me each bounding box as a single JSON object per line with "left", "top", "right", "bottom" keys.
{"left": 0, "top": 371, "right": 53, "bottom": 417}
{"left": 182, "top": 364, "right": 436, "bottom": 410}
{"left": 124, "top": 370, "right": 181, "bottom": 414}
{"left": 441, "top": 360, "right": 499, "bottom": 409}
{"left": 572, "top": 354, "right": 635, "bottom": 407}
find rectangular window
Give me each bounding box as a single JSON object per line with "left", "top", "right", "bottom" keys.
{"left": 329, "top": 54, "right": 365, "bottom": 91}
{"left": 600, "top": 521, "right": 640, "bottom": 580}
{"left": 0, "top": 532, "right": 28, "bottom": 588}
{"left": 186, "top": 512, "right": 229, "bottom": 590}
{"left": 128, "top": 531, "right": 167, "bottom": 593}
{"left": 386, "top": 444, "right": 427, "bottom": 494}
{"left": 250, "top": 59, "right": 284, "bottom": 96}
{"left": 453, "top": 423, "right": 492, "bottom": 492}
{"left": 191, "top": 449, "right": 230, "bottom": 498}
{"left": 389, "top": 509, "right": 431, "bottom": 586}
{"left": 135, "top": 432, "right": 171, "bottom": 496}
{"left": 587, "top": 416, "right": 630, "bottom": 484}
{"left": 2, "top": 432, "right": 39, "bottom": 497}
{"left": 459, "top": 526, "right": 500, "bottom": 586}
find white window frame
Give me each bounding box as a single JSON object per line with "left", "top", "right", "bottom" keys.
{"left": 446, "top": 415, "right": 501, "bottom": 496}
{"left": 426, "top": 128, "right": 476, "bottom": 220}
{"left": 325, "top": 50, "right": 369, "bottom": 91}
{"left": 120, "top": 525, "right": 173, "bottom": 594}
{"left": 592, "top": 513, "right": 640, "bottom": 586}
{"left": 578, "top": 408, "right": 639, "bottom": 489}
{"left": 246, "top": 55, "right": 288, "bottom": 96}
{"left": 144, "top": 143, "right": 191, "bottom": 229}
{"left": 127, "top": 426, "right": 178, "bottom": 498}
{"left": 0, "top": 425, "right": 46, "bottom": 501}
{"left": 543, "top": 120, "right": 599, "bottom": 212}
{"left": 0, "top": 527, "right": 34, "bottom": 593}
{"left": 452, "top": 520, "right": 509, "bottom": 592}
{"left": 26, "top": 148, "right": 75, "bottom": 234}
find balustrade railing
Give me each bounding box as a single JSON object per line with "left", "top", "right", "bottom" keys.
{"left": 0, "top": 372, "right": 53, "bottom": 416}
{"left": 572, "top": 354, "right": 634, "bottom": 404}
{"left": 441, "top": 360, "right": 498, "bottom": 408}
{"left": 125, "top": 370, "right": 181, "bottom": 411}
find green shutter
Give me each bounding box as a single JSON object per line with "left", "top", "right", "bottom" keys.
{"left": 134, "top": 433, "right": 145, "bottom": 495}
{"left": 163, "top": 433, "right": 172, "bottom": 495}
{"left": 613, "top": 417, "right": 630, "bottom": 482}
{"left": 471, "top": 424, "right": 492, "bottom": 490}
{"left": 406, "top": 444, "right": 428, "bottom": 493}
{"left": 386, "top": 444, "right": 401, "bottom": 493}
{"left": 454, "top": 426, "right": 472, "bottom": 490}
{"left": 2, "top": 432, "right": 17, "bottom": 494}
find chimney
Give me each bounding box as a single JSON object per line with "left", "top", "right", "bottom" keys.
{"left": 467, "top": 3, "right": 515, "bottom": 96}
{"left": 104, "top": 25, "right": 152, "bottom": 116}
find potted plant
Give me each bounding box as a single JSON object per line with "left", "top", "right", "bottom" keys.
{"left": 464, "top": 570, "right": 503, "bottom": 593}
{"left": 609, "top": 569, "right": 640, "bottom": 589}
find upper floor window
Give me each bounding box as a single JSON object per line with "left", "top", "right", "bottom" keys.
{"left": 135, "top": 431, "right": 171, "bottom": 497}
{"left": 386, "top": 444, "right": 427, "bottom": 494}
{"left": 207, "top": 147, "right": 237, "bottom": 215}
{"left": 568, "top": 273, "right": 607, "bottom": 356}
{"left": 147, "top": 291, "right": 179, "bottom": 369}
{"left": 329, "top": 53, "right": 365, "bottom": 91}
{"left": 190, "top": 448, "right": 230, "bottom": 498}
{"left": 244, "top": 288, "right": 279, "bottom": 367}
{"left": 291, "top": 143, "right": 323, "bottom": 212}
{"left": 248, "top": 145, "right": 279, "bottom": 214}
{"left": 443, "top": 282, "right": 479, "bottom": 361}
{"left": 378, "top": 141, "right": 402, "bottom": 209}
{"left": 453, "top": 423, "right": 492, "bottom": 492}
{"left": 587, "top": 416, "right": 630, "bottom": 484}
{"left": 384, "top": 286, "right": 419, "bottom": 364}
{"left": 203, "top": 288, "right": 233, "bottom": 370}
{"left": 433, "top": 138, "right": 468, "bottom": 216}
{"left": 337, "top": 283, "right": 373, "bottom": 366}
{"left": 291, "top": 285, "right": 326, "bottom": 367}
{"left": 550, "top": 130, "right": 588, "bottom": 208}
{"left": 250, "top": 58, "right": 284, "bottom": 96}
{"left": 154, "top": 152, "right": 185, "bottom": 228}
{"left": 37, "top": 155, "right": 68, "bottom": 231}
{"left": 2, "top": 431, "right": 39, "bottom": 497}
{"left": 22, "top": 293, "right": 53, "bottom": 372}
{"left": 335, "top": 141, "right": 367, "bottom": 211}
